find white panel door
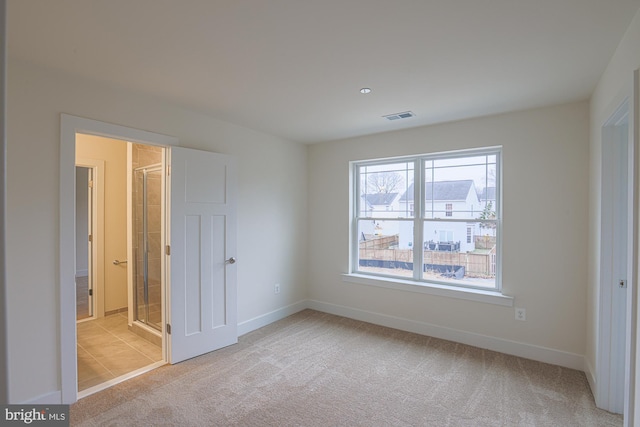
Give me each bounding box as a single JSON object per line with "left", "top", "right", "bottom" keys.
{"left": 168, "top": 146, "right": 237, "bottom": 363}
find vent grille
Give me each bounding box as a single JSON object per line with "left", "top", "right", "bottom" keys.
{"left": 383, "top": 111, "right": 415, "bottom": 121}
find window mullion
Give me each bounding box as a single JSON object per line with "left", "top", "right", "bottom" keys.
{"left": 413, "top": 159, "right": 423, "bottom": 281}
{"left": 352, "top": 165, "right": 360, "bottom": 273}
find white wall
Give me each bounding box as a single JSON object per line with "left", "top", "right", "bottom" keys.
{"left": 308, "top": 101, "right": 590, "bottom": 357}
{"left": 587, "top": 5, "right": 640, "bottom": 408}
{"left": 5, "top": 59, "right": 308, "bottom": 403}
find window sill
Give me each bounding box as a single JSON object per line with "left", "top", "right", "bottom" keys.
{"left": 341, "top": 273, "right": 514, "bottom": 307}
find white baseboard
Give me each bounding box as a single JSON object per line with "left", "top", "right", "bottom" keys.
{"left": 584, "top": 356, "right": 597, "bottom": 397}
{"left": 238, "top": 300, "right": 308, "bottom": 336}
{"left": 307, "top": 299, "right": 585, "bottom": 371}
{"left": 21, "top": 390, "right": 62, "bottom": 404}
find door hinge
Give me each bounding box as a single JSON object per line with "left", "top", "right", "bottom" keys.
{"left": 167, "top": 165, "right": 171, "bottom": 176}
{"left": 88, "top": 289, "right": 93, "bottom": 296}
{"left": 166, "top": 324, "right": 171, "bottom": 334}
{"left": 620, "top": 279, "right": 628, "bottom": 289}
{"left": 166, "top": 245, "right": 171, "bottom": 256}
{"left": 88, "top": 180, "right": 94, "bottom": 188}
{"left": 88, "top": 234, "right": 93, "bottom": 242}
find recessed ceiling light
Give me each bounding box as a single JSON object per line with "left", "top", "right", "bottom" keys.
{"left": 359, "top": 88, "right": 372, "bottom": 94}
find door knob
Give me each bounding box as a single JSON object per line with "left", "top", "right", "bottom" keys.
{"left": 226, "top": 257, "right": 236, "bottom": 265}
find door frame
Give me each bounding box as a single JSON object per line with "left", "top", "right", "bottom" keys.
{"left": 75, "top": 160, "right": 104, "bottom": 320}
{"left": 596, "top": 69, "right": 640, "bottom": 425}
{"left": 60, "top": 114, "right": 177, "bottom": 404}
{"left": 598, "top": 98, "right": 631, "bottom": 414}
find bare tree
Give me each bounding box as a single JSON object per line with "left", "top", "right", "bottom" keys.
{"left": 365, "top": 172, "right": 403, "bottom": 194}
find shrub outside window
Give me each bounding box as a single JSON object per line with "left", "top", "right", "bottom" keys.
{"left": 352, "top": 147, "right": 501, "bottom": 291}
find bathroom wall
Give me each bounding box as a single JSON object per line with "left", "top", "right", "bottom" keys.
{"left": 76, "top": 134, "right": 128, "bottom": 314}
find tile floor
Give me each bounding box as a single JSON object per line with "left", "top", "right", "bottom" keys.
{"left": 77, "top": 313, "right": 163, "bottom": 391}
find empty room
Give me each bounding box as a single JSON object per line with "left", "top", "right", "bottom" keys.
{"left": 2, "top": 0, "right": 640, "bottom": 425}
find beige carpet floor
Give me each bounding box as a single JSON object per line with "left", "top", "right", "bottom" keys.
{"left": 71, "top": 309, "right": 622, "bottom": 426}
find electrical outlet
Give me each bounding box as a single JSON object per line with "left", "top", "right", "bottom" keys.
{"left": 515, "top": 307, "right": 526, "bottom": 321}
{"left": 274, "top": 283, "right": 281, "bottom": 294}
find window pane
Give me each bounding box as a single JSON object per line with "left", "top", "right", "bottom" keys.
{"left": 424, "top": 154, "right": 497, "bottom": 220}
{"left": 359, "top": 162, "right": 414, "bottom": 218}
{"left": 422, "top": 220, "right": 497, "bottom": 289}
{"left": 357, "top": 219, "right": 413, "bottom": 278}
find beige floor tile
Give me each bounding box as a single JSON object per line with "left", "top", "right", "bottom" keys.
{"left": 76, "top": 321, "right": 103, "bottom": 335}
{"left": 77, "top": 353, "right": 111, "bottom": 382}
{"left": 124, "top": 338, "right": 163, "bottom": 361}
{"left": 77, "top": 313, "right": 163, "bottom": 391}
{"left": 100, "top": 349, "right": 155, "bottom": 377}
{"left": 78, "top": 329, "right": 121, "bottom": 349}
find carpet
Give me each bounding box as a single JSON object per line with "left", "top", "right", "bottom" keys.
{"left": 71, "top": 309, "right": 621, "bottom": 426}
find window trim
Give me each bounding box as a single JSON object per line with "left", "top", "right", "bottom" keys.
{"left": 342, "top": 273, "right": 513, "bottom": 307}
{"left": 350, "top": 146, "right": 503, "bottom": 293}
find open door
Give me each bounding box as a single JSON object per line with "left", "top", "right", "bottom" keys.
{"left": 167, "top": 146, "right": 238, "bottom": 363}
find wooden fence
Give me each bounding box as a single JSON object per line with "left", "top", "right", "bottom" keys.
{"left": 474, "top": 235, "right": 496, "bottom": 249}
{"left": 359, "top": 247, "right": 495, "bottom": 278}
{"left": 359, "top": 234, "right": 399, "bottom": 249}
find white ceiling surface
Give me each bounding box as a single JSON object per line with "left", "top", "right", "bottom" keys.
{"left": 8, "top": 0, "right": 640, "bottom": 144}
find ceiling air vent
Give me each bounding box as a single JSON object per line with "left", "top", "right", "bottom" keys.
{"left": 383, "top": 111, "right": 416, "bottom": 121}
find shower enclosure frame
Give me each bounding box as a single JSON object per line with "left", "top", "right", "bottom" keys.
{"left": 127, "top": 143, "right": 167, "bottom": 345}
{"left": 133, "top": 164, "right": 163, "bottom": 332}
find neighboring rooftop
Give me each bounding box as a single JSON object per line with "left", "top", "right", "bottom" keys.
{"left": 362, "top": 193, "right": 399, "bottom": 206}
{"left": 480, "top": 187, "right": 496, "bottom": 201}
{"left": 400, "top": 180, "right": 478, "bottom": 202}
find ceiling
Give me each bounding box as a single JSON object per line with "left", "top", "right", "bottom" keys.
{"left": 7, "top": 0, "right": 640, "bottom": 144}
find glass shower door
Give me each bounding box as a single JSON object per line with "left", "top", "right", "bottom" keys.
{"left": 133, "top": 166, "right": 163, "bottom": 332}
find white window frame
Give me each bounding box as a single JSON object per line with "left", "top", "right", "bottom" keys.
{"left": 349, "top": 147, "right": 505, "bottom": 300}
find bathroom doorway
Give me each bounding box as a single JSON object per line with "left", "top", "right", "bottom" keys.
{"left": 61, "top": 114, "right": 239, "bottom": 403}
{"left": 75, "top": 135, "right": 166, "bottom": 395}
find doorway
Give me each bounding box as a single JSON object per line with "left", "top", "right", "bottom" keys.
{"left": 598, "top": 99, "right": 631, "bottom": 414}
{"left": 75, "top": 135, "right": 166, "bottom": 394}
{"left": 60, "top": 115, "right": 238, "bottom": 404}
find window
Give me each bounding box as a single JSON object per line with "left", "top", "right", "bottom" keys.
{"left": 352, "top": 147, "right": 500, "bottom": 291}
{"left": 445, "top": 203, "right": 453, "bottom": 217}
